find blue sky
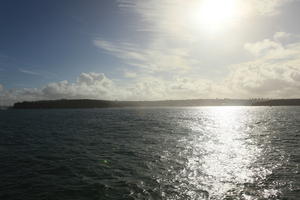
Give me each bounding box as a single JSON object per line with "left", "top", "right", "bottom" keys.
{"left": 0, "top": 0, "right": 132, "bottom": 87}
{"left": 0, "top": 0, "right": 300, "bottom": 104}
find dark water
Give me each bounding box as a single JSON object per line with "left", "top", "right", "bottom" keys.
{"left": 0, "top": 107, "right": 299, "bottom": 200}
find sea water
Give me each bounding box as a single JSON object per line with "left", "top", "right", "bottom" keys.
{"left": 0, "top": 107, "right": 299, "bottom": 199}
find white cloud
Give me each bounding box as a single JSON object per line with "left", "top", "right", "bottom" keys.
{"left": 124, "top": 71, "right": 137, "bottom": 78}
{"left": 244, "top": 32, "right": 300, "bottom": 60}
{"left": 250, "top": 0, "right": 294, "bottom": 16}
{"left": 244, "top": 39, "right": 284, "bottom": 57}
{"left": 77, "top": 72, "right": 107, "bottom": 85}
{"left": 227, "top": 33, "right": 300, "bottom": 98}
{"left": 41, "top": 73, "right": 116, "bottom": 100}
{"left": 97, "top": 1, "right": 299, "bottom": 77}
{"left": 0, "top": 73, "right": 118, "bottom": 105}
{"left": 93, "top": 39, "right": 196, "bottom": 73}
{"left": 0, "top": 72, "right": 214, "bottom": 105}
{"left": 19, "top": 68, "right": 41, "bottom": 76}
{"left": 123, "top": 76, "right": 214, "bottom": 100}
{"left": 2, "top": 30, "right": 300, "bottom": 105}
{"left": 273, "top": 31, "right": 292, "bottom": 41}
{"left": 1, "top": 55, "right": 300, "bottom": 105}
{"left": 225, "top": 61, "right": 300, "bottom": 98}
{"left": 118, "top": 0, "right": 296, "bottom": 27}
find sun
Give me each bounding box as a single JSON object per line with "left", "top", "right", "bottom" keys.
{"left": 191, "top": 0, "right": 239, "bottom": 31}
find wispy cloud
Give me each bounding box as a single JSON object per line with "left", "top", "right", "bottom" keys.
{"left": 96, "top": 0, "right": 299, "bottom": 77}
{"left": 123, "top": 71, "right": 137, "bottom": 78}
{"left": 92, "top": 0, "right": 300, "bottom": 100}
{"left": 117, "top": 0, "right": 297, "bottom": 39}
{"left": 93, "top": 39, "right": 197, "bottom": 73}
{"left": 118, "top": 0, "right": 296, "bottom": 18}
{"left": 19, "top": 68, "right": 41, "bottom": 76}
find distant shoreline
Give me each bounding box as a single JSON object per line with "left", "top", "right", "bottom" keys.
{"left": 10, "top": 99, "right": 300, "bottom": 109}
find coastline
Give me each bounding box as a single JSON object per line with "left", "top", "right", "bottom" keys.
{"left": 11, "top": 99, "right": 300, "bottom": 109}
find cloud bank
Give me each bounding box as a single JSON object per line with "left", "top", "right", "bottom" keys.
{"left": 1, "top": 32, "right": 300, "bottom": 106}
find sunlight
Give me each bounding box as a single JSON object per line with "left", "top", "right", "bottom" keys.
{"left": 174, "top": 107, "right": 275, "bottom": 198}
{"left": 191, "top": 0, "right": 239, "bottom": 31}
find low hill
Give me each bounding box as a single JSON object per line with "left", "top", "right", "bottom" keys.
{"left": 251, "top": 99, "right": 300, "bottom": 106}
{"left": 13, "top": 99, "right": 255, "bottom": 109}
{"left": 12, "top": 99, "right": 300, "bottom": 109}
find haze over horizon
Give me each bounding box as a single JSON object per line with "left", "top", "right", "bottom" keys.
{"left": 1, "top": 0, "right": 300, "bottom": 105}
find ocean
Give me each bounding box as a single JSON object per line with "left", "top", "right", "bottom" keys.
{"left": 0, "top": 107, "right": 299, "bottom": 199}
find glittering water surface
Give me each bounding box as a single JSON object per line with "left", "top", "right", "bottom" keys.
{"left": 0, "top": 107, "right": 299, "bottom": 200}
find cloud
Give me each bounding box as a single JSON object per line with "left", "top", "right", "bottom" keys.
{"left": 0, "top": 73, "right": 116, "bottom": 105}
{"left": 1, "top": 55, "right": 300, "bottom": 105}
{"left": 41, "top": 73, "right": 116, "bottom": 100}
{"left": 124, "top": 71, "right": 137, "bottom": 78}
{"left": 244, "top": 39, "right": 283, "bottom": 57}
{"left": 273, "top": 31, "right": 292, "bottom": 41}
{"left": 93, "top": 39, "right": 196, "bottom": 73}
{"left": 0, "top": 72, "right": 213, "bottom": 105}
{"left": 227, "top": 33, "right": 300, "bottom": 98}
{"left": 118, "top": 0, "right": 296, "bottom": 27}
{"left": 77, "top": 72, "right": 107, "bottom": 85}
{"left": 122, "top": 76, "right": 213, "bottom": 100}
{"left": 2, "top": 30, "right": 300, "bottom": 105}
{"left": 244, "top": 32, "right": 300, "bottom": 60}
{"left": 96, "top": 1, "right": 298, "bottom": 77}
{"left": 19, "top": 68, "right": 41, "bottom": 76}
{"left": 225, "top": 61, "right": 300, "bottom": 98}
{"left": 250, "top": 0, "right": 294, "bottom": 16}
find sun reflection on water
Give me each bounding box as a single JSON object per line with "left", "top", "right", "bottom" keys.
{"left": 174, "top": 107, "right": 278, "bottom": 199}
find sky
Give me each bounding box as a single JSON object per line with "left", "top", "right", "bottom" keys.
{"left": 0, "top": 0, "right": 300, "bottom": 105}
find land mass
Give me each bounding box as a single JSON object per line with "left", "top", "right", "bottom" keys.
{"left": 12, "top": 99, "right": 300, "bottom": 109}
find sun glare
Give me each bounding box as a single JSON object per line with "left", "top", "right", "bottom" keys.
{"left": 191, "top": 0, "right": 239, "bottom": 31}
